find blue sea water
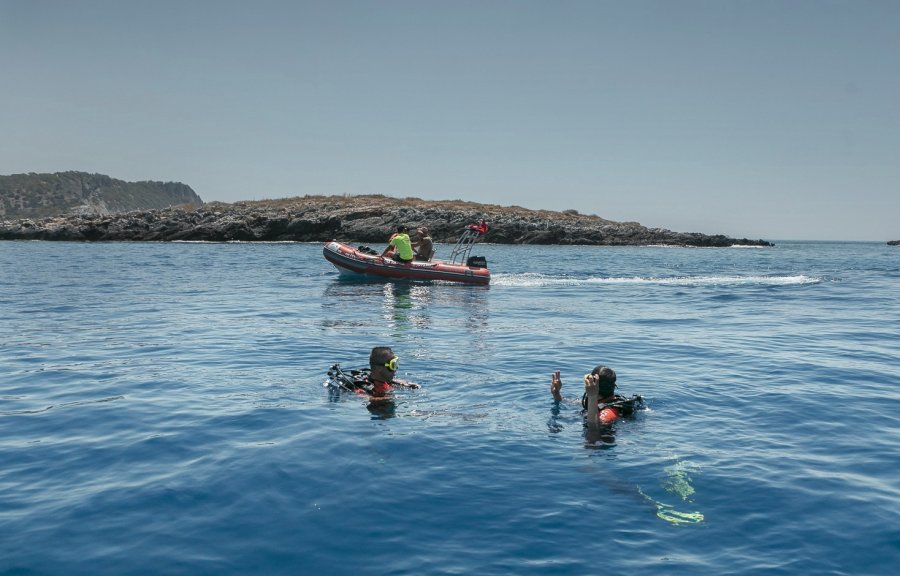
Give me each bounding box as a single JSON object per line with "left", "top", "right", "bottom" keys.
{"left": 1, "top": 240, "right": 899, "bottom": 575}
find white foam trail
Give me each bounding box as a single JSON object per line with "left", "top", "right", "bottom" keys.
{"left": 492, "top": 273, "right": 822, "bottom": 288}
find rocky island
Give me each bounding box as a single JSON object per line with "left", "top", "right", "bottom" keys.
{"left": 0, "top": 192, "right": 771, "bottom": 246}
{"left": 889, "top": 240, "right": 899, "bottom": 246}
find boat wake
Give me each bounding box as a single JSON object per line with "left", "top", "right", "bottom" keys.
{"left": 492, "top": 273, "right": 822, "bottom": 288}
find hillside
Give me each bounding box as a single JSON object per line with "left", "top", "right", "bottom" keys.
{"left": 0, "top": 172, "right": 202, "bottom": 219}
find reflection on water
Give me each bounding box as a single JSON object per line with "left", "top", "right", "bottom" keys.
{"left": 547, "top": 401, "right": 616, "bottom": 446}
{"left": 321, "top": 279, "right": 490, "bottom": 347}
{"left": 381, "top": 282, "right": 432, "bottom": 335}
{"left": 320, "top": 281, "right": 384, "bottom": 330}
{"left": 365, "top": 397, "right": 397, "bottom": 420}
{"left": 324, "top": 380, "right": 398, "bottom": 420}
{"left": 584, "top": 424, "right": 617, "bottom": 447}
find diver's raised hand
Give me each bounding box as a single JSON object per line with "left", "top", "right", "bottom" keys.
{"left": 584, "top": 373, "right": 599, "bottom": 398}
{"left": 550, "top": 371, "right": 562, "bottom": 401}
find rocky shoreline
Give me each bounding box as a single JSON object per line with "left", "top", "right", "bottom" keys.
{"left": 0, "top": 194, "right": 773, "bottom": 247}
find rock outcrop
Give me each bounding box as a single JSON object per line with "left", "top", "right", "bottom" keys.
{"left": 0, "top": 194, "right": 772, "bottom": 246}
{"left": 0, "top": 171, "right": 202, "bottom": 220}
{"left": 888, "top": 240, "right": 899, "bottom": 246}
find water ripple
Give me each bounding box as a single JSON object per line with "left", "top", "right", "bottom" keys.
{"left": 1, "top": 241, "right": 898, "bottom": 575}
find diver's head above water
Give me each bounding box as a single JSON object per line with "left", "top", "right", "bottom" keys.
{"left": 590, "top": 365, "right": 617, "bottom": 399}
{"left": 369, "top": 346, "right": 399, "bottom": 382}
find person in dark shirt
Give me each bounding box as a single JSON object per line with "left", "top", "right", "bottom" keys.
{"left": 552, "top": 365, "right": 622, "bottom": 425}
{"left": 412, "top": 227, "right": 434, "bottom": 261}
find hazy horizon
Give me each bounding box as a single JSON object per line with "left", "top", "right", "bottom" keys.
{"left": 2, "top": 1, "right": 898, "bottom": 241}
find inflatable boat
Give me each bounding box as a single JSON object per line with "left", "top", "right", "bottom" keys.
{"left": 323, "top": 221, "right": 490, "bottom": 285}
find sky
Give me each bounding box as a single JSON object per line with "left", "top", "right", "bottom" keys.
{"left": 2, "top": 0, "right": 898, "bottom": 241}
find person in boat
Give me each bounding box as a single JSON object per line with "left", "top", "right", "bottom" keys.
{"left": 381, "top": 225, "right": 415, "bottom": 263}
{"left": 412, "top": 226, "right": 434, "bottom": 261}
{"left": 550, "top": 365, "right": 643, "bottom": 428}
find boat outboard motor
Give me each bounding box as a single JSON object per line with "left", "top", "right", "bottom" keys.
{"left": 466, "top": 256, "right": 487, "bottom": 268}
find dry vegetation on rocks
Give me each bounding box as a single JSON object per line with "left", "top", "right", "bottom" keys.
{"left": 1, "top": 193, "right": 772, "bottom": 247}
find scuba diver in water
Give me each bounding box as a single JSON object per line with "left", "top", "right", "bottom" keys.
{"left": 550, "top": 365, "right": 703, "bottom": 524}
{"left": 326, "top": 347, "right": 420, "bottom": 417}
{"left": 550, "top": 365, "right": 644, "bottom": 444}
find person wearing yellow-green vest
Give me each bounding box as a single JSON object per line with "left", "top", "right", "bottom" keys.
{"left": 381, "top": 225, "right": 415, "bottom": 263}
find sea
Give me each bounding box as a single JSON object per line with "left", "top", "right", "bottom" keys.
{"left": 1, "top": 240, "right": 898, "bottom": 575}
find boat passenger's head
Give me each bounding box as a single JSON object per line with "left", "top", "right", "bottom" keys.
{"left": 418, "top": 227, "right": 428, "bottom": 236}
{"left": 397, "top": 225, "right": 408, "bottom": 233}
{"left": 591, "top": 365, "right": 617, "bottom": 398}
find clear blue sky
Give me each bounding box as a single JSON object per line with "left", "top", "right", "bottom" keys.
{"left": 2, "top": 0, "right": 898, "bottom": 241}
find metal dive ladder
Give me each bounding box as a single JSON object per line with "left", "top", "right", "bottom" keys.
{"left": 448, "top": 221, "right": 488, "bottom": 264}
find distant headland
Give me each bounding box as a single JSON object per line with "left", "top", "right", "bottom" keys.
{"left": 0, "top": 172, "right": 772, "bottom": 246}
{"left": 0, "top": 171, "right": 202, "bottom": 219}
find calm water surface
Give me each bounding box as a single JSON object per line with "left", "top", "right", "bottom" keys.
{"left": 1, "top": 240, "right": 899, "bottom": 575}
